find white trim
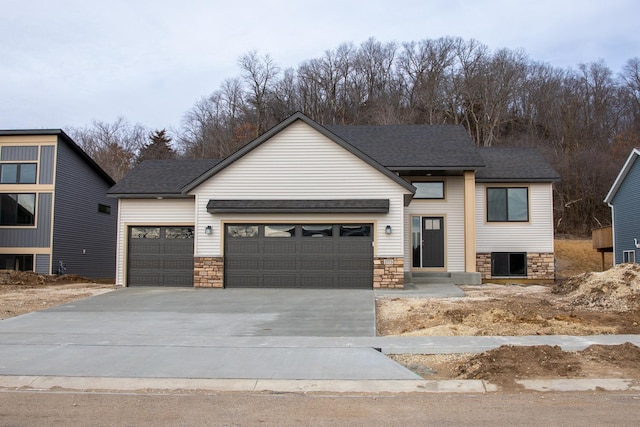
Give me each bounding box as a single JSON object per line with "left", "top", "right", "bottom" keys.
{"left": 605, "top": 148, "right": 640, "bottom": 205}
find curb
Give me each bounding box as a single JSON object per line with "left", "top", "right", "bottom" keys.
{"left": 1, "top": 376, "right": 639, "bottom": 394}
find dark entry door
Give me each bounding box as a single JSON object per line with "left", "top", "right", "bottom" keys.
{"left": 422, "top": 217, "right": 444, "bottom": 267}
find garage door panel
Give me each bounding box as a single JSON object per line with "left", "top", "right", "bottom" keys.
{"left": 263, "top": 273, "right": 297, "bottom": 288}
{"left": 262, "top": 257, "right": 297, "bottom": 270}
{"left": 264, "top": 240, "right": 296, "bottom": 254}
{"left": 300, "top": 239, "right": 333, "bottom": 253}
{"left": 226, "top": 273, "right": 261, "bottom": 288}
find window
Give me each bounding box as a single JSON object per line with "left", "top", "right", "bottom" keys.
{"left": 492, "top": 252, "right": 527, "bottom": 277}
{"left": 227, "top": 225, "right": 258, "bottom": 238}
{"left": 0, "top": 254, "right": 33, "bottom": 271}
{"left": 0, "top": 193, "right": 36, "bottom": 225}
{"left": 487, "top": 187, "right": 528, "bottom": 222}
{"left": 302, "top": 225, "right": 332, "bottom": 237}
{"left": 0, "top": 163, "right": 37, "bottom": 184}
{"left": 165, "top": 227, "right": 194, "bottom": 239}
{"left": 130, "top": 227, "right": 160, "bottom": 238}
{"left": 265, "top": 225, "right": 295, "bottom": 237}
{"left": 413, "top": 182, "right": 444, "bottom": 199}
{"left": 623, "top": 250, "right": 636, "bottom": 264}
{"left": 340, "top": 225, "right": 371, "bottom": 237}
{"left": 98, "top": 203, "right": 111, "bottom": 215}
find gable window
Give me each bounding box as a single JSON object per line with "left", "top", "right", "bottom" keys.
{"left": 623, "top": 250, "right": 636, "bottom": 264}
{"left": 492, "top": 252, "right": 527, "bottom": 277}
{"left": 487, "top": 187, "right": 528, "bottom": 222}
{"left": 0, "top": 193, "right": 36, "bottom": 226}
{"left": 0, "top": 163, "right": 37, "bottom": 184}
{"left": 413, "top": 182, "right": 444, "bottom": 199}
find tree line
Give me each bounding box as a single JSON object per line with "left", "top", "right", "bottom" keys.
{"left": 69, "top": 37, "right": 640, "bottom": 236}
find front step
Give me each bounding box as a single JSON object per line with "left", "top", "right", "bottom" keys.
{"left": 405, "top": 272, "right": 482, "bottom": 285}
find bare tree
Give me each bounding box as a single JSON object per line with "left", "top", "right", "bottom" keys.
{"left": 69, "top": 117, "right": 147, "bottom": 181}
{"left": 238, "top": 50, "right": 280, "bottom": 136}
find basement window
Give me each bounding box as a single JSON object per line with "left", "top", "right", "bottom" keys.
{"left": 492, "top": 252, "right": 527, "bottom": 277}
{"left": 623, "top": 250, "right": 636, "bottom": 264}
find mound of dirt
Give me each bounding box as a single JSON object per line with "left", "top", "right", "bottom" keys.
{"left": 0, "top": 270, "right": 93, "bottom": 287}
{"left": 554, "top": 263, "right": 640, "bottom": 312}
{"left": 392, "top": 343, "right": 640, "bottom": 390}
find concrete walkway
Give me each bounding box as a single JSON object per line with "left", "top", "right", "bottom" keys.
{"left": 0, "top": 286, "right": 639, "bottom": 393}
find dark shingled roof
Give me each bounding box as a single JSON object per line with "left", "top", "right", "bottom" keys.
{"left": 475, "top": 148, "right": 560, "bottom": 182}
{"left": 108, "top": 159, "right": 221, "bottom": 197}
{"left": 326, "top": 124, "right": 485, "bottom": 169}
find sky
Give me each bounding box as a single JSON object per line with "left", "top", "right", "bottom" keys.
{"left": 1, "top": 0, "right": 638, "bottom": 132}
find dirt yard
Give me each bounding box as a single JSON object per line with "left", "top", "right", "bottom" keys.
{"left": 0, "top": 270, "right": 116, "bottom": 320}
{"left": 380, "top": 261, "right": 640, "bottom": 388}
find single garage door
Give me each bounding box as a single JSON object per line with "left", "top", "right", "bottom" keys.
{"left": 224, "top": 224, "right": 373, "bottom": 289}
{"left": 127, "top": 226, "right": 194, "bottom": 287}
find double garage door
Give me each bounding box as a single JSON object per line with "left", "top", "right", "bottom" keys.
{"left": 225, "top": 224, "right": 374, "bottom": 289}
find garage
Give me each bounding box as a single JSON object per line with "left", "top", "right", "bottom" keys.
{"left": 224, "top": 224, "right": 373, "bottom": 288}
{"left": 127, "top": 226, "right": 194, "bottom": 286}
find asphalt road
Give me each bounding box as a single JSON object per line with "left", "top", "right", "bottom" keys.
{"left": 1, "top": 390, "right": 640, "bottom": 426}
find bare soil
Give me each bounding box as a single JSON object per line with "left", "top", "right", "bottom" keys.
{"left": 381, "top": 263, "right": 640, "bottom": 388}
{"left": 0, "top": 270, "right": 116, "bottom": 320}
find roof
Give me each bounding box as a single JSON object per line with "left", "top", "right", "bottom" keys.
{"left": 326, "top": 124, "right": 485, "bottom": 170}
{"left": 475, "top": 147, "right": 560, "bottom": 182}
{"left": 107, "top": 159, "right": 221, "bottom": 197}
{"left": 604, "top": 148, "right": 640, "bottom": 205}
{"left": 0, "top": 129, "right": 115, "bottom": 185}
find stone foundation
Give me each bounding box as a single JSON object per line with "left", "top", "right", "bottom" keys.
{"left": 373, "top": 257, "right": 404, "bottom": 288}
{"left": 476, "top": 252, "right": 555, "bottom": 280}
{"left": 194, "top": 257, "right": 224, "bottom": 288}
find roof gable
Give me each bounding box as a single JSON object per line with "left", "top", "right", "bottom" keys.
{"left": 605, "top": 148, "right": 640, "bottom": 204}
{"left": 182, "top": 112, "right": 415, "bottom": 194}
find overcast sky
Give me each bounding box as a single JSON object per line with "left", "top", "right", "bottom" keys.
{"left": 1, "top": 0, "right": 638, "bottom": 132}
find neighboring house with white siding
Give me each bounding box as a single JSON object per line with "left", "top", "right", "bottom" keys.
{"left": 604, "top": 148, "right": 640, "bottom": 265}
{"left": 0, "top": 130, "right": 117, "bottom": 278}
{"left": 108, "top": 112, "right": 559, "bottom": 288}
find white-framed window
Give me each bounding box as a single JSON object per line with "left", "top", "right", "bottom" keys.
{"left": 412, "top": 181, "right": 445, "bottom": 199}
{"left": 623, "top": 250, "right": 636, "bottom": 264}
{"left": 487, "top": 187, "right": 529, "bottom": 222}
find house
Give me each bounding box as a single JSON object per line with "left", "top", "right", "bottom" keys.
{"left": 604, "top": 148, "right": 640, "bottom": 265}
{"left": 0, "top": 130, "right": 117, "bottom": 278}
{"left": 108, "top": 112, "right": 559, "bottom": 288}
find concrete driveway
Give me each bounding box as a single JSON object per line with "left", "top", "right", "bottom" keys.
{"left": 0, "top": 288, "right": 420, "bottom": 382}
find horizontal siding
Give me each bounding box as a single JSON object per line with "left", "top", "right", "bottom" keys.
{"left": 611, "top": 158, "right": 640, "bottom": 264}
{"left": 476, "top": 183, "right": 554, "bottom": 253}
{"left": 404, "top": 177, "right": 465, "bottom": 271}
{"left": 190, "top": 121, "right": 410, "bottom": 258}
{"left": 115, "top": 198, "right": 195, "bottom": 286}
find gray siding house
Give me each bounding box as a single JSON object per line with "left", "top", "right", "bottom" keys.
{"left": 0, "top": 130, "right": 117, "bottom": 278}
{"left": 605, "top": 148, "right": 640, "bottom": 265}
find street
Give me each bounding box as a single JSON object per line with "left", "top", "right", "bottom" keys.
{"left": 1, "top": 390, "right": 639, "bottom": 426}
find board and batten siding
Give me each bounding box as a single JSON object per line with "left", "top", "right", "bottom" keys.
{"left": 475, "top": 182, "right": 554, "bottom": 253}
{"left": 115, "top": 198, "right": 195, "bottom": 286}
{"left": 190, "top": 121, "right": 411, "bottom": 258}
{"left": 404, "top": 177, "right": 466, "bottom": 272}
{"left": 610, "top": 156, "right": 640, "bottom": 264}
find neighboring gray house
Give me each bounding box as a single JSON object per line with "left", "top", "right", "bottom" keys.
{"left": 604, "top": 148, "right": 640, "bottom": 265}
{"left": 0, "top": 130, "right": 117, "bottom": 278}
{"left": 109, "top": 112, "right": 559, "bottom": 289}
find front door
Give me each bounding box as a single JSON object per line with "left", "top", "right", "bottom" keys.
{"left": 422, "top": 217, "right": 445, "bottom": 267}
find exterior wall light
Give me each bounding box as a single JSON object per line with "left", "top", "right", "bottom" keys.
{"left": 205, "top": 226, "right": 213, "bottom": 235}
{"left": 385, "top": 225, "right": 392, "bottom": 235}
